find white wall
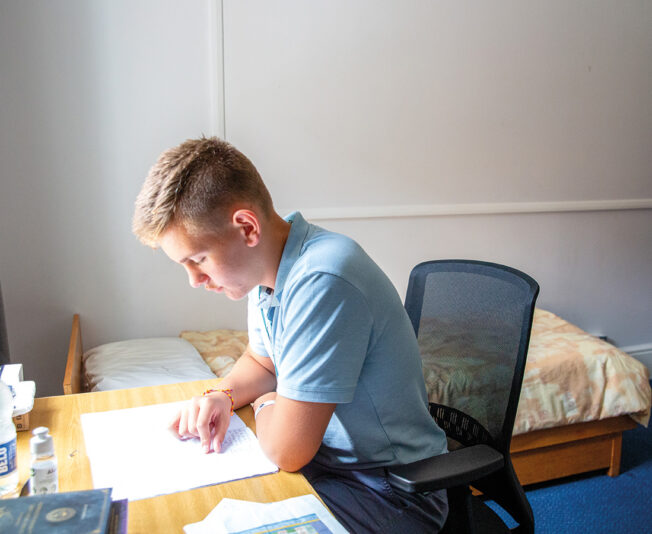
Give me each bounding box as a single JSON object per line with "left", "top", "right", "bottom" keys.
{"left": 0, "top": 0, "right": 247, "bottom": 397}
{"left": 0, "top": 1, "right": 650, "bottom": 396}
{"left": 224, "top": 1, "right": 651, "bottom": 207}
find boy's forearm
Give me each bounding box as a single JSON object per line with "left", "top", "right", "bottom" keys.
{"left": 254, "top": 395, "right": 335, "bottom": 472}
{"left": 216, "top": 345, "right": 277, "bottom": 409}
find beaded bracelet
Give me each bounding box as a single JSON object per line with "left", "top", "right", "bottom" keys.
{"left": 202, "top": 388, "right": 235, "bottom": 416}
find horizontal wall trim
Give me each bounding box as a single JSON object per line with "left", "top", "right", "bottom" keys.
{"left": 621, "top": 343, "right": 652, "bottom": 376}
{"left": 291, "top": 198, "right": 652, "bottom": 222}
{"left": 620, "top": 343, "right": 652, "bottom": 358}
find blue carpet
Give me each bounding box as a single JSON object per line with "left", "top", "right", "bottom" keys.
{"left": 488, "top": 384, "right": 652, "bottom": 532}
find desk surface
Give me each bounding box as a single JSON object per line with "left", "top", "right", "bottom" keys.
{"left": 16, "top": 380, "right": 319, "bottom": 533}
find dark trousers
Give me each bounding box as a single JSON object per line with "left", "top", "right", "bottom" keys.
{"left": 301, "top": 461, "right": 448, "bottom": 534}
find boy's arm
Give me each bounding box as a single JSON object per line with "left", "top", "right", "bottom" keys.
{"left": 253, "top": 393, "right": 336, "bottom": 472}
{"left": 169, "top": 344, "right": 277, "bottom": 453}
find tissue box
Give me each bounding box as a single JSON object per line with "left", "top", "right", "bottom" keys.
{"left": 0, "top": 363, "right": 23, "bottom": 385}
{"left": 1, "top": 363, "right": 34, "bottom": 431}
{"left": 13, "top": 412, "right": 29, "bottom": 431}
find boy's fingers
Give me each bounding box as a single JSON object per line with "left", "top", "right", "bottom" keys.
{"left": 168, "top": 412, "right": 181, "bottom": 437}
{"left": 212, "top": 420, "right": 229, "bottom": 454}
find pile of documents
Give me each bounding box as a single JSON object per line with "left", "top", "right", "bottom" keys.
{"left": 184, "top": 494, "right": 348, "bottom": 534}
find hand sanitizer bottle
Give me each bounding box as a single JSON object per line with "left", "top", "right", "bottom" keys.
{"left": 0, "top": 380, "right": 18, "bottom": 497}
{"left": 29, "top": 427, "right": 58, "bottom": 494}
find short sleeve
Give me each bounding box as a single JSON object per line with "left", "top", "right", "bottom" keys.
{"left": 275, "top": 272, "right": 374, "bottom": 403}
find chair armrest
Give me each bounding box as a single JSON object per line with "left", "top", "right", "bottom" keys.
{"left": 387, "top": 444, "right": 504, "bottom": 493}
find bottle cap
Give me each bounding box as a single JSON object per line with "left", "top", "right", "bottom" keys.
{"left": 30, "top": 427, "right": 54, "bottom": 456}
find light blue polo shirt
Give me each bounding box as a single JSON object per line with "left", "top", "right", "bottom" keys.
{"left": 247, "top": 212, "right": 447, "bottom": 469}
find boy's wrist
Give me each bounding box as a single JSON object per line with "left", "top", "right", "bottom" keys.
{"left": 203, "top": 388, "right": 235, "bottom": 416}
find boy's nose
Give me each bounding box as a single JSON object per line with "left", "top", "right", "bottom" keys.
{"left": 187, "top": 267, "right": 207, "bottom": 288}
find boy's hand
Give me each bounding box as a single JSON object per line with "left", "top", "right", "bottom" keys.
{"left": 169, "top": 391, "right": 233, "bottom": 453}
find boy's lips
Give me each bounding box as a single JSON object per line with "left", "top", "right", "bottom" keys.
{"left": 205, "top": 284, "right": 222, "bottom": 293}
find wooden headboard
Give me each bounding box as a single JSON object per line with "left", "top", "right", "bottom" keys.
{"left": 62, "top": 314, "right": 83, "bottom": 395}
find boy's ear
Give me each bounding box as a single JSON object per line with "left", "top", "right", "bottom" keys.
{"left": 232, "top": 209, "right": 261, "bottom": 247}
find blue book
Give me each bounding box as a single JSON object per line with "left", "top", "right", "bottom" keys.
{"left": 0, "top": 488, "right": 124, "bottom": 533}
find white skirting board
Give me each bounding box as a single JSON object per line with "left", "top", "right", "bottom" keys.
{"left": 621, "top": 344, "right": 652, "bottom": 377}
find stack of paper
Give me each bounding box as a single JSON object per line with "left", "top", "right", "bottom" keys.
{"left": 81, "top": 401, "right": 278, "bottom": 501}
{"left": 184, "top": 494, "right": 348, "bottom": 534}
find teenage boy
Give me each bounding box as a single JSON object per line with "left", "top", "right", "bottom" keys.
{"left": 132, "top": 137, "right": 448, "bottom": 533}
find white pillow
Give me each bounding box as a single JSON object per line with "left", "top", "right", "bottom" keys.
{"left": 83, "top": 337, "right": 217, "bottom": 392}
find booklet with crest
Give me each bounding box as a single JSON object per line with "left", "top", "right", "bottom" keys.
{"left": 0, "top": 488, "right": 126, "bottom": 534}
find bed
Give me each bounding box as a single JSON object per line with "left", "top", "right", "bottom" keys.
{"left": 62, "top": 309, "right": 651, "bottom": 487}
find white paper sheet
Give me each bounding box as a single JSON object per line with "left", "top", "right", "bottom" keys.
{"left": 183, "top": 494, "right": 348, "bottom": 534}
{"left": 80, "top": 401, "right": 278, "bottom": 501}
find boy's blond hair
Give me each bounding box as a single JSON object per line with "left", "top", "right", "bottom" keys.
{"left": 133, "top": 137, "right": 273, "bottom": 247}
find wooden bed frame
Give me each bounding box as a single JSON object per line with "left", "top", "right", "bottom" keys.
{"left": 62, "top": 314, "right": 83, "bottom": 395}
{"left": 62, "top": 314, "right": 637, "bottom": 487}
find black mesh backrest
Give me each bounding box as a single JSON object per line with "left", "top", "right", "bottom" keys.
{"left": 405, "top": 260, "right": 539, "bottom": 454}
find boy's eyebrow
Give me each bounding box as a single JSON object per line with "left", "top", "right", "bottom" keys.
{"left": 179, "top": 251, "right": 204, "bottom": 264}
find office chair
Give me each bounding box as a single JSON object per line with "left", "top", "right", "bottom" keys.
{"left": 388, "top": 260, "right": 539, "bottom": 533}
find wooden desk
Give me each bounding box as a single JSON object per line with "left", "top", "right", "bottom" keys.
{"left": 16, "top": 380, "right": 319, "bottom": 533}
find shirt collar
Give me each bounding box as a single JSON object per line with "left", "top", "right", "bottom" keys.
{"left": 257, "top": 211, "right": 310, "bottom": 310}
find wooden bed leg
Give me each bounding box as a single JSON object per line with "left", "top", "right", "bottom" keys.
{"left": 607, "top": 432, "right": 623, "bottom": 477}
{"left": 62, "top": 314, "right": 83, "bottom": 395}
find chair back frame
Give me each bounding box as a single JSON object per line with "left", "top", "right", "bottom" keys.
{"left": 405, "top": 259, "right": 539, "bottom": 454}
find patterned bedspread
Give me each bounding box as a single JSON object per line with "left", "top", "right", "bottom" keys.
{"left": 180, "top": 328, "right": 249, "bottom": 378}
{"left": 181, "top": 309, "right": 651, "bottom": 436}
{"left": 516, "top": 309, "right": 650, "bottom": 434}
